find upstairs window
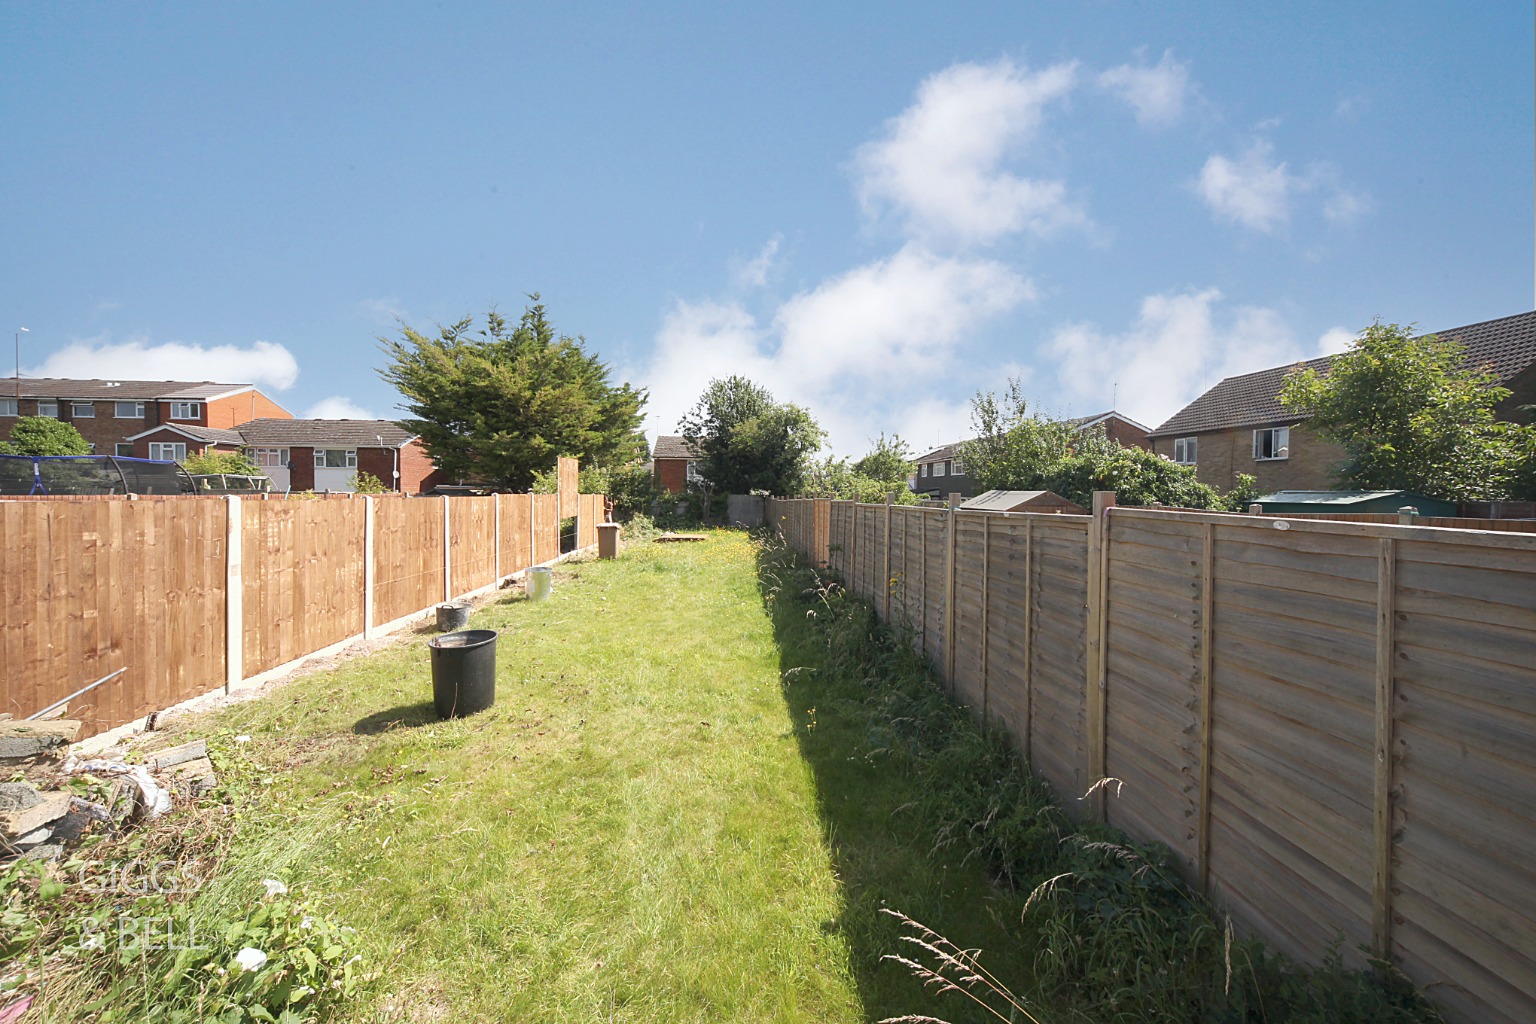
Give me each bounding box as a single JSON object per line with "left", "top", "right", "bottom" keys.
{"left": 314, "top": 449, "right": 357, "bottom": 469}
{"left": 685, "top": 460, "right": 704, "bottom": 483}
{"left": 0, "top": 399, "right": 16, "bottom": 417}
{"left": 1253, "top": 426, "right": 1290, "bottom": 461}
{"left": 36, "top": 401, "right": 58, "bottom": 418}
{"left": 169, "top": 401, "right": 201, "bottom": 420}
{"left": 115, "top": 401, "right": 146, "bottom": 418}
{"left": 71, "top": 402, "right": 95, "bottom": 418}
{"left": 1173, "top": 437, "right": 1198, "bottom": 465}
{"left": 952, "top": 457, "right": 965, "bottom": 474}
{"left": 920, "top": 463, "right": 929, "bottom": 478}
{"left": 932, "top": 461, "right": 946, "bottom": 477}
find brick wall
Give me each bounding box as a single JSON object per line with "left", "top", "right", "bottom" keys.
{"left": 1151, "top": 422, "right": 1346, "bottom": 492}
{"left": 397, "top": 439, "right": 440, "bottom": 494}
{"left": 655, "top": 458, "right": 688, "bottom": 494}
{"left": 207, "top": 390, "right": 291, "bottom": 428}
{"left": 1104, "top": 418, "right": 1151, "bottom": 450}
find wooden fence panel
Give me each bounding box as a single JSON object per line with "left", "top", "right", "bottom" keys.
{"left": 889, "top": 508, "right": 921, "bottom": 639}
{"left": 978, "top": 518, "right": 1031, "bottom": 743}
{"left": 1025, "top": 518, "right": 1089, "bottom": 804}
{"left": 1389, "top": 537, "right": 1536, "bottom": 1024}
{"left": 533, "top": 494, "right": 560, "bottom": 565}
{"left": 499, "top": 493, "right": 531, "bottom": 577}
{"left": 450, "top": 497, "right": 498, "bottom": 594}
{"left": 1205, "top": 518, "right": 1377, "bottom": 965}
{"left": 1102, "top": 514, "right": 1204, "bottom": 873}
{"left": 0, "top": 500, "right": 225, "bottom": 736}
{"left": 373, "top": 497, "right": 445, "bottom": 626}
{"left": 921, "top": 509, "right": 947, "bottom": 669}
{"left": 242, "top": 501, "right": 365, "bottom": 677}
{"left": 949, "top": 512, "right": 989, "bottom": 718}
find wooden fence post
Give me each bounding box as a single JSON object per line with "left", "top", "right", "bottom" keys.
{"left": 363, "top": 496, "right": 376, "bottom": 639}
{"left": 945, "top": 506, "right": 958, "bottom": 691}
{"left": 980, "top": 513, "right": 991, "bottom": 724}
{"left": 920, "top": 509, "right": 929, "bottom": 655}
{"left": 493, "top": 493, "right": 502, "bottom": 581}
{"left": 1022, "top": 516, "right": 1032, "bottom": 760}
{"left": 1373, "top": 536, "right": 1398, "bottom": 958}
{"left": 1085, "top": 491, "right": 1116, "bottom": 821}
{"left": 224, "top": 496, "right": 242, "bottom": 694}
{"left": 883, "top": 497, "right": 893, "bottom": 623}
{"left": 1198, "top": 522, "right": 1215, "bottom": 894}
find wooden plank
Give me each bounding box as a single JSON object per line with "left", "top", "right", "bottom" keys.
{"left": 1198, "top": 523, "right": 1215, "bottom": 894}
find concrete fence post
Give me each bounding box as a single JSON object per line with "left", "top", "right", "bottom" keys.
{"left": 362, "top": 496, "right": 376, "bottom": 639}
{"left": 442, "top": 495, "right": 452, "bottom": 602}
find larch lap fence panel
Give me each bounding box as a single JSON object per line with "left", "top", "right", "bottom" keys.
{"left": 767, "top": 497, "right": 1536, "bottom": 1024}
{"left": 372, "top": 498, "right": 445, "bottom": 627}
{"left": 242, "top": 501, "right": 366, "bottom": 677}
{"left": 1, "top": 499, "right": 226, "bottom": 731}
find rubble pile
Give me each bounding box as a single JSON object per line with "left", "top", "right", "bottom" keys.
{"left": 0, "top": 716, "right": 218, "bottom": 862}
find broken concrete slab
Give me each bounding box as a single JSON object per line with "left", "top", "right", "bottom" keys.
{"left": 0, "top": 720, "right": 83, "bottom": 761}
{"left": 146, "top": 739, "right": 208, "bottom": 771}
{"left": 1, "top": 791, "right": 72, "bottom": 838}
{"left": 0, "top": 782, "right": 44, "bottom": 813}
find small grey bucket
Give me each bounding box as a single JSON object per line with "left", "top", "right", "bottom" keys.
{"left": 525, "top": 566, "right": 553, "bottom": 601}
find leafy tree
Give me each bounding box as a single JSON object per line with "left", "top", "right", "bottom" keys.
{"left": 956, "top": 379, "right": 1234, "bottom": 509}
{"left": 679, "top": 377, "right": 825, "bottom": 495}
{"left": 805, "top": 434, "right": 919, "bottom": 503}
{"left": 0, "top": 416, "right": 91, "bottom": 456}
{"left": 184, "top": 450, "right": 262, "bottom": 475}
{"left": 349, "top": 471, "right": 391, "bottom": 494}
{"left": 954, "top": 380, "right": 1082, "bottom": 493}
{"left": 1279, "top": 320, "right": 1534, "bottom": 500}
{"left": 378, "top": 297, "right": 647, "bottom": 491}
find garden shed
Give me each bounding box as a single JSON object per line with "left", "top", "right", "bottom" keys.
{"left": 1251, "top": 490, "right": 1458, "bottom": 516}
{"left": 959, "top": 489, "right": 1090, "bottom": 515}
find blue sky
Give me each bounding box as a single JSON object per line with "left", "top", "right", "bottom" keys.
{"left": 2, "top": 2, "right": 1531, "bottom": 456}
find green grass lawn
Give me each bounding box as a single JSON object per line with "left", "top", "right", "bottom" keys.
{"left": 206, "top": 531, "right": 1033, "bottom": 1024}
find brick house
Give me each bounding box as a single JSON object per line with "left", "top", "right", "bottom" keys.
{"left": 913, "top": 411, "right": 1152, "bottom": 498}
{"left": 1146, "top": 311, "right": 1536, "bottom": 493}
{"left": 652, "top": 435, "right": 702, "bottom": 494}
{"left": 230, "top": 419, "right": 441, "bottom": 494}
{"left": 0, "top": 378, "right": 291, "bottom": 455}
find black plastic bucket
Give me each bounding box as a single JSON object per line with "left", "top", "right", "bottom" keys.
{"left": 427, "top": 629, "right": 498, "bottom": 718}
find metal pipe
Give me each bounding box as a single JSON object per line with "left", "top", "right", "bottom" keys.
{"left": 25, "top": 667, "right": 127, "bottom": 721}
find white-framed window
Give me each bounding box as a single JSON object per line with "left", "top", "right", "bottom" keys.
{"left": 1253, "top": 426, "right": 1290, "bottom": 461}
{"left": 149, "top": 442, "right": 187, "bottom": 462}
{"left": 0, "top": 399, "right": 16, "bottom": 417}
{"left": 314, "top": 449, "right": 357, "bottom": 469}
{"left": 115, "top": 401, "right": 146, "bottom": 419}
{"left": 115, "top": 443, "right": 134, "bottom": 457}
{"left": 253, "top": 448, "right": 289, "bottom": 468}
{"left": 685, "top": 460, "right": 704, "bottom": 484}
{"left": 931, "top": 461, "right": 945, "bottom": 477}
{"left": 37, "top": 400, "right": 58, "bottom": 418}
{"left": 70, "top": 402, "right": 95, "bottom": 418}
{"left": 920, "top": 463, "right": 929, "bottom": 478}
{"left": 952, "top": 457, "right": 965, "bottom": 474}
{"left": 168, "top": 401, "right": 201, "bottom": 420}
{"left": 1173, "top": 437, "right": 1198, "bottom": 465}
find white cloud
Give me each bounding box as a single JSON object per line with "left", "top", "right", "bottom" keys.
{"left": 1098, "top": 50, "right": 1192, "bottom": 128}
{"left": 30, "top": 335, "right": 299, "bottom": 391}
{"left": 1195, "top": 140, "right": 1298, "bottom": 233}
{"left": 1048, "top": 288, "right": 1316, "bottom": 428}
{"left": 642, "top": 246, "right": 1034, "bottom": 456}
{"left": 732, "top": 235, "right": 782, "bottom": 290}
{"left": 854, "top": 57, "right": 1086, "bottom": 247}
{"left": 1322, "top": 188, "right": 1373, "bottom": 227}
{"left": 1316, "top": 326, "right": 1357, "bottom": 356}
{"left": 358, "top": 296, "right": 409, "bottom": 326}
{"left": 775, "top": 245, "right": 1033, "bottom": 384}
{"left": 304, "top": 396, "right": 378, "bottom": 419}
